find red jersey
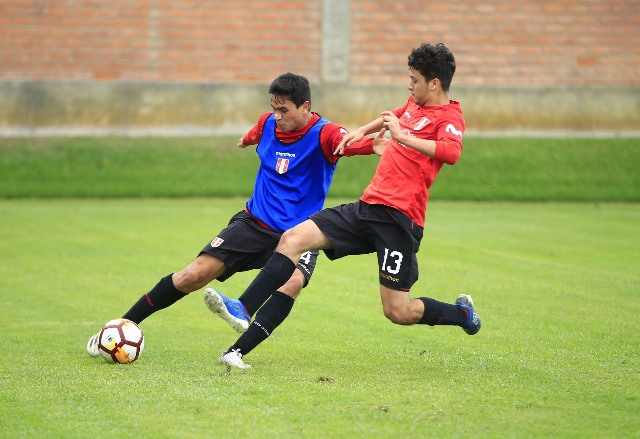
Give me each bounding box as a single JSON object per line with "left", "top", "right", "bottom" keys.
{"left": 242, "top": 112, "right": 374, "bottom": 161}
{"left": 361, "top": 98, "right": 465, "bottom": 227}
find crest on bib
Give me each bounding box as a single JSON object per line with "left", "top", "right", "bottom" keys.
{"left": 276, "top": 158, "right": 289, "bottom": 174}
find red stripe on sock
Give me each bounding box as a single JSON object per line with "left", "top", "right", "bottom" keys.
{"left": 145, "top": 293, "right": 154, "bottom": 307}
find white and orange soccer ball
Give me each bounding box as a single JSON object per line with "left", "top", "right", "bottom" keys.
{"left": 97, "top": 318, "right": 144, "bottom": 364}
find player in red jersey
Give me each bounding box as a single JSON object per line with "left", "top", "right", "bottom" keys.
{"left": 216, "top": 43, "right": 481, "bottom": 369}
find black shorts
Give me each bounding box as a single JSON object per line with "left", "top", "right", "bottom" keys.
{"left": 200, "top": 210, "right": 318, "bottom": 285}
{"left": 309, "top": 201, "right": 423, "bottom": 291}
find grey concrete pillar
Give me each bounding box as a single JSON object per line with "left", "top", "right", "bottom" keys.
{"left": 322, "top": 0, "right": 350, "bottom": 83}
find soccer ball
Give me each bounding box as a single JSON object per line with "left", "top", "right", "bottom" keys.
{"left": 97, "top": 318, "right": 145, "bottom": 364}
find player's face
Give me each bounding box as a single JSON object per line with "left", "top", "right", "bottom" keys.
{"left": 270, "top": 95, "right": 311, "bottom": 132}
{"left": 407, "top": 67, "right": 436, "bottom": 106}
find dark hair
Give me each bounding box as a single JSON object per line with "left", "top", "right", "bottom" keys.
{"left": 268, "top": 72, "right": 311, "bottom": 108}
{"left": 407, "top": 43, "right": 456, "bottom": 92}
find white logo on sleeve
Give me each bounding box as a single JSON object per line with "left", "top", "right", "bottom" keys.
{"left": 446, "top": 124, "right": 463, "bottom": 137}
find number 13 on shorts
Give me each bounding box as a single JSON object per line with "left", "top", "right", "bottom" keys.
{"left": 382, "top": 247, "right": 403, "bottom": 275}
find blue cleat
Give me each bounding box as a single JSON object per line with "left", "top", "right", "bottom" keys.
{"left": 204, "top": 288, "right": 250, "bottom": 333}
{"left": 456, "top": 294, "right": 481, "bottom": 335}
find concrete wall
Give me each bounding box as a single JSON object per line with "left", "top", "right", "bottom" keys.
{"left": 1, "top": 0, "right": 639, "bottom": 136}
{"left": 1, "top": 81, "right": 638, "bottom": 136}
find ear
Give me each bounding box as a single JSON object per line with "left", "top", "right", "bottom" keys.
{"left": 302, "top": 100, "right": 311, "bottom": 112}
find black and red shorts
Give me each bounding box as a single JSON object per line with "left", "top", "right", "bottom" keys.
{"left": 310, "top": 201, "right": 423, "bottom": 291}
{"left": 200, "top": 210, "right": 318, "bottom": 284}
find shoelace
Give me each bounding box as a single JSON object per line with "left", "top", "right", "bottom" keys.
{"left": 230, "top": 349, "right": 242, "bottom": 358}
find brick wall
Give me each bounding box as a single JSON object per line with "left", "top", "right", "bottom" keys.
{"left": 1, "top": 0, "right": 638, "bottom": 86}
{"left": 351, "top": 0, "right": 640, "bottom": 86}
{"left": 0, "top": 0, "right": 323, "bottom": 82}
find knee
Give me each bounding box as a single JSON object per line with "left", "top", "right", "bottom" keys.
{"left": 174, "top": 265, "right": 210, "bottom": 292}
{"left": 279, "top": 228, "right": 305, "bottom": 254}
{"left": 278, "top": 271, "right": 305, "bottom": 299}
{"left": 382, "top": 306, "right": 412, "bottom": 325}
{"left": 174, "top": 255, "right": 225, "bottom": 292}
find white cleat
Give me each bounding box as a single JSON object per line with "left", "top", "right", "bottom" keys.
{"left": 86, "top": 332, "right": 100, "bottom": 357}
{"left": 219, "top": 349, "right": 252, "bottom": 370}
{"left": 204, "top": 288, "right": 250, "bottom": 333}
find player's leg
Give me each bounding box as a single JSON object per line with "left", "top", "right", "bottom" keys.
{"left": 218, "top": 249, "right": 318, "bottom": 368}
{"left": 87, "top": 210, "right": 259, "bottom": 357}
{"left": 212, "top": 203, "right": 364, "bottom": 328}
{"left": 379, "top": 285, "right": 425, "bottom": 324}
{"left": 416, "top": 294, "right": 481, "bottom": 334}
{"left": 173, "top": 254, "right": 228, "bottom": 292}
{"left": 86, "top": 254, "right": 226, "bottom": 357}
{"left": 376, "top": 241, "right": 464, "bottom": 326}
{"left": 372, "top": 204, "right": 481, "bottom": 333}
{"left": 203, "top": 212, "right": 292, "bottom": 332}
{"left": 219, "top": 268, "right": 306, "bottom": 369}
{"left": 122, "top": 253, "right": 226, "bottom": 324}
{"left": 379, "top": 284, "right": 479, "bottom": 332}
{"left": 132, "top": 208, "right": 268, "bottom": 328}
{"left": 235, "top": 219, "right": 330, "bottom": 314}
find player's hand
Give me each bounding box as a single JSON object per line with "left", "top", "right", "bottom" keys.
{"left": 373, "top": 127, "right": 389, "bottom": 156}
{"left": 236, "top": 136, "right": 249, "bottom": 148}
{"left": 381, "top": 111, "right": 401, "bottom": 140}
{"left": 334, "top": 130, "right": 364, "bottom": 155}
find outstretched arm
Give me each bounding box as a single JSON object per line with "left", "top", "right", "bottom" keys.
{"left": 237, "top": 112, "right": 271, "bottom": 148}
{"left": 236, "top": 136, "right": 251, "bottom": 148}
{"left": 333, "top": 116, "right": 385, "bottom": 156}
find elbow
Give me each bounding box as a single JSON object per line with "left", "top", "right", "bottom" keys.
{"left": 443, "top": 154, "right": 461, "bottom": 165}
{"left": 434, "top": 141, "right": 461, "bottom": 165}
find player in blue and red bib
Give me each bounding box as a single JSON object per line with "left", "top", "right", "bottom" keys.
{"left": 214, "top": 43, "right": 481, "bottom": 369}
{"left": 85, "top": 73, "right": 382, "bottom": 365}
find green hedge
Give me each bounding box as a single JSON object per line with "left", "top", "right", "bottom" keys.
{"left": 1, "top": 136, "right": 638, "bottom": 201}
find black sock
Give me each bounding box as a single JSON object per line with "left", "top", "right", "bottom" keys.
{"left": 239, "top": 252, "right": 296, "bottom": 316}
{"left": 418, "top": 297, "right": 467, "bottom": 326}
{"left": 228, "top": 291, "right": 295, "bottom": 356}
{"left": 122, "top": 274, "right": 186, "bottom": 324}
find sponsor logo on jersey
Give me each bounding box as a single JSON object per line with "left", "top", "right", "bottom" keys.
{"left": 413, "top": 117, "right": 430, "bottom": 130}
{"left": 276, "top": 152, "right": 296, "bottom": 157}
{"left": 276, "top": 158, "right": 289, "bottom": 174}
{"left": 210, "top": 237, "right": 224, "bottom": 247}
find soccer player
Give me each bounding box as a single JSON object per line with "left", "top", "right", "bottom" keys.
{"left": 85, "top": 72, "right": 383, "bottom": 366}
{"left": 213, "top": 43, "right": 481, "bottom": 369}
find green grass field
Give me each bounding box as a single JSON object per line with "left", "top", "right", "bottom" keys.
{"left": 1, "top": 198, "right": 638, "bottom": 438}
{"left": 1, "top": 136, "right": 639, "bottom": 201}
